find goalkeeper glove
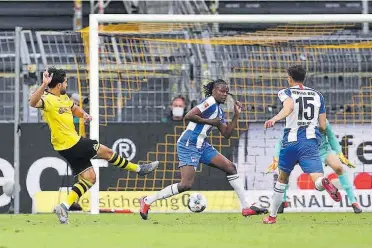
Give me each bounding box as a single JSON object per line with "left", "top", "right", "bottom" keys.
{"left": 266, "top": 157, "right": 278, "bottom": 173}
{"left": 338, "top": 152, "right": 355, "bottom": 168}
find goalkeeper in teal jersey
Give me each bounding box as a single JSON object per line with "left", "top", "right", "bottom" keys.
{"left": 267, "top": 119, "right": 362, "bottom": 214}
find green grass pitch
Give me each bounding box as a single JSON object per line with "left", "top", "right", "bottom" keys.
{"left": 0, "top": 213, "right": 371, "bottom": 248}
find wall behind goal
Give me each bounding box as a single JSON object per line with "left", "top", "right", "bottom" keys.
{"left": 236, "top": 123, "right": 372, "bottom": 191}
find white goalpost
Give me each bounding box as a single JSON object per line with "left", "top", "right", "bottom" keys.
{"left": 89, "top": 14, "right": 372, "bottom": 214}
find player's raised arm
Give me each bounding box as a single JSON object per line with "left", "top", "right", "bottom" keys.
{"left": 274, "top": 98, "right": 295, "bottom": 121}
{"left": 71, "top": 104, "right": 92, "bottom": 123}
{"left": 184, "top": 98, "right": 221, "bottom": 126}
{"left": 264, "top": 97, "right": 294, "bottom": 129}
{"left": 184, "top": 107, "right": 220, "bottom": 126}
{"left": 217, "top": 101, "right": 242, "bottom": 139}
{"left": 29, "top": 70, "right": 53, "bottom": 108}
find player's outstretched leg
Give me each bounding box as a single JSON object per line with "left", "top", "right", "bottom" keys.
{"left": 208, "top": 153, "right": 268, "bottom": 217}
{"left": 54, "top": 204, "right": 69, "bottom": 224}
{"left": 300, "top": 140, "right": 341, "bottom": 202}
{"left": 277, "top": 184, "right": 289, "bottom": 214}
{"left": 97, "top": 144, "right": 159, "bottom": 176}
{"left": 264, "top": 141, "right": 299, "bottom": 224}
{"left": 312, "top": 174, "right": 341, "bottom": 202}
{"left": 54, "top": 170, "right": 95, "bottom": 224}
{"left": 140, "top": 166, "right": 196, "bottom": 220}
{"left": 263, "top": 170, "right": 290, "bottom": 224}
{"left": 325, "top": 154, "right": 362, "bottom": 213}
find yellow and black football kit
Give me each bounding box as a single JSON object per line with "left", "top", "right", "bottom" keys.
{"left": 39, "top": 91, "right": 145, "bottom": 215}
{"left": 41, "top": 91, "right": 99, "bottom": 175}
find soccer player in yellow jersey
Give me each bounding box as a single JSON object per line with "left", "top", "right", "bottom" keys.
{"left": 29, "top": 67, "right": 159, "bottom": 224}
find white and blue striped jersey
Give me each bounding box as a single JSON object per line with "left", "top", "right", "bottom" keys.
{"left": 178, "top": 96, "right": 226, "bottom": 148}
{"left": 278, "top": 85, "right": 326, "bottom": 143}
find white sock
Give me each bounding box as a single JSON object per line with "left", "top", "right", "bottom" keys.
{"left": 270, "top": 182, "right": 287, "bottom": 217}
{"left": 227, "top": 174, "right": 249, "bottom": 209}
{"left": 314, "top": 177, "right": 325, "bottom": 191}
{"left": 144, "top": 183, "right": 179, "bottom": 205}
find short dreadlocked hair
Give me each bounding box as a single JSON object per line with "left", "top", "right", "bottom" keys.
{"left": 203, "top": 79, "right": 227, "bottom": 97}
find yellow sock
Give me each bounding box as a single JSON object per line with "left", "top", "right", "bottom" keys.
{"left": 66, "top": 191, "right": 79, "bottom": 207}
{"left": 108, "top": 152, "right": 140, "bottom": 172}
{"left": 65, "top": 176, "right": 93, "bottom": 208}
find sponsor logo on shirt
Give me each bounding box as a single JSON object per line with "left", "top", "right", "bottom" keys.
{"left": 58, "top": 107, "right": 69, "bottom": 114}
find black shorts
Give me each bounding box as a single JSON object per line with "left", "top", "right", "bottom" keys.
{"left": 58, "top": 137, "right": 100, "bottom": 175}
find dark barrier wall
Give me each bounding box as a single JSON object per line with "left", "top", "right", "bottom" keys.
{"left": 0, "top": 123, "right": 234, "bottom": 213}
{"left": 0, "top": 124, "right": 14, "bottom": 213}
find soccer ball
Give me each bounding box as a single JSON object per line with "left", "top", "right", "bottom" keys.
{"left": 187, "top": 193, "right": 207, "bottom": 213}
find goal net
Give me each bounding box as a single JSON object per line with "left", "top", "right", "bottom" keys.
{"left": 85, "top": 14, "right": 372, "bottom": 214}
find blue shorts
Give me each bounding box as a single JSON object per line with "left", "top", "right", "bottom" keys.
{"left": 279, "top": 138, "right": 323, "bottom": 174}
{"left": 177, "top": 141, "right": 218, "bottom": 167}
